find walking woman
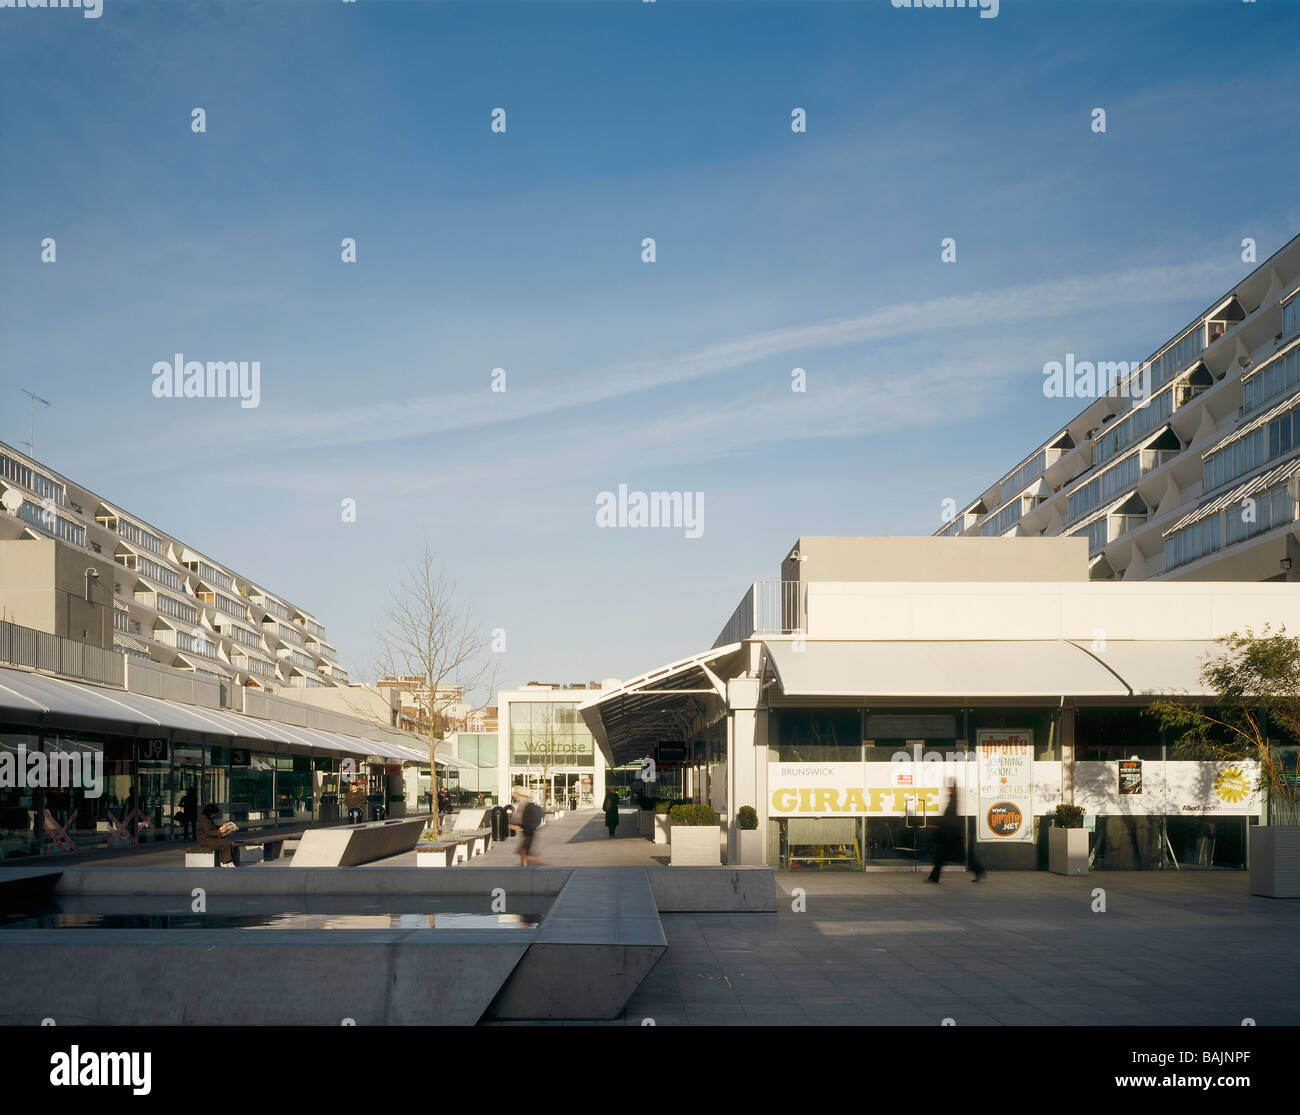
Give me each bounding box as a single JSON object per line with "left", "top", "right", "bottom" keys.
{"left": 603, "top": 788, "right": 619, "bottom": 838}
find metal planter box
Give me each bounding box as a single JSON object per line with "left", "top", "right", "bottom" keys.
{"left": 671, "top": 825, "right": 721, "bottom": 867}
{"left": 1049, "top": 827, "right": 1089, "bottom": 875}
{"left": 1249, "top": 827, "right": 1300, "bottom": 898}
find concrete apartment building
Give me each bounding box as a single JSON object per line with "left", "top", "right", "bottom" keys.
{"left": 934, "top": 233, "right": 1300, "bottom": 583}
{"left": 0, "top": 439, "right": 348, "bottom": 691}
{"left": 0, "top": 443, "right": 441, "bottom": 862}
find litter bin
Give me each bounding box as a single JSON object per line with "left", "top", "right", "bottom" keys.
{"left": 490, "top": 805, "right": 507, "bottom": 841}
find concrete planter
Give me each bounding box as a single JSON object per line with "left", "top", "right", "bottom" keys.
{"left": 1049, "top": 827, "right": 1089, "bottom": 875}
{"left": 737, "top": 828, "right": 764, "bottom": 865}
{"left": 1249, "top": 826, "right": 1300, "bottom": 898}
{"left": 671, "top": 825, "right": 721, "bottom": 867}
{"left": 415, "top": 847, "right": 453, "bottom": 867}
{"left": 653, "top": 814, "right": 672, "bottom": 845}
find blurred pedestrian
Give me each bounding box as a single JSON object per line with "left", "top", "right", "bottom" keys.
{"left": 927, "top": 780, "right": 984, "bottom": 883}
{"left": 509, "top": 789, "right": 549, "bottom": 866}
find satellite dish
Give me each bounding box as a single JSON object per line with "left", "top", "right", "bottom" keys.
{"left": 0, "top": 487, "right": 23, "bottom": 515}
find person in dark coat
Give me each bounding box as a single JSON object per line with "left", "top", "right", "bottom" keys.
{"left": 603, "top": 789, "right": 619, "bottom": 838}
{"left": 927, "top": 781, "right": 984, "bottom": 883}
{"left": 176, "top": 787, "right": 197, "bottom": 842}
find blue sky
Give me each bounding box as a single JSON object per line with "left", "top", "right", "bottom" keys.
{"left": 2, "top": 0, "right": 1299, "bottom": 694}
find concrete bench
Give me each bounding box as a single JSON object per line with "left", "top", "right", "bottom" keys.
{"left": 413, "top": 829, "right": 492, "bottom": 866}
{"left": 184, "top": 833, "right": 296, "bottom": 867}
{"left": 290, "top": 816, "right": 429, "bottom": 867}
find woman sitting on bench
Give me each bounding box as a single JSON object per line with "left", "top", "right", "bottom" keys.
{"left": 197, "top": 803, "right": 238, "bottom": 867}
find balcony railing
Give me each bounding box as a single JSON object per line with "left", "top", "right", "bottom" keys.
{"left": 713, "top": 581, "right": 806, "bottom": 647}
{"left": 0, "top": 619, "right": 124, "bottom": 687}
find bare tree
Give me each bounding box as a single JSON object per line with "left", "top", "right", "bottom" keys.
{"left": 373, "top": 545, "right": 499, "bottom": 836}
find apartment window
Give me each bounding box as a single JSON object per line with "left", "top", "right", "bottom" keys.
{"left": 156, "top": 593, "right": 199, "bottom": 625}
{"left": 2, "top": 453, "right": 65, "bottom": 505}
{"left": 979, "top": 499, "right": 1023, "bottom": 536}
{"left": 1267, "top": 408, "right": 1300, "bottom": 460}
{"left": 1203, "top": 429, "right": 1266, "bottom": 493}
{"left": 118, "top": 518, "right": 164, "bottom": 555}
{"left": 1074, "top": 518, "right": 1108, "bottom": 555}
{"left": 999, "top": 451, "right": 1046, "bottom": 502}
{"left": 1148, "top": 329, "right": 1203, "bottom": 393}
{"left": 113, "top": 609, "right": 130, "bottom": 632}
{"left": 1067, "top": 450, "right": 1141, "bottom": 523}
{"left": 1243, "top": 349, "right": 1300, "bottom": 415}
{"left": 1224, "top": 483, "right": 1296, "bottom": 547}
{"left": 1285, "top": 296, "right": 1298, "bottom": 339}
{"left": 137, "top": 556, "right": 181, "bottom": 592}
{"left": 230, "top": 624, "right": 260, "bottom": 648}
{"left": 1096, "top": 387, "right": 1175, "bottom": 466}
{"left": 177, "top": 631, "right": 215, "bottom": 657}
{"left": 19, "top": 500, "right": 85, "bottom": 547}
{"left": 1164, "top": 515, "right": 1222, "bottom": 572}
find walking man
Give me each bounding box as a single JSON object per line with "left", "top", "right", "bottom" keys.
{"left": 509, "top": 789, "right": 549, "bottom": 867}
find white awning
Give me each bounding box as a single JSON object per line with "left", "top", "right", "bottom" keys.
{"left": 763, "top": 640, "right": 1130, "bottom": 699}
{"left": 762, "top": 639, "right": 1228, "bottom": 700}
{"left": 1067, "top": 640, "right": 1219, "bottom": 696}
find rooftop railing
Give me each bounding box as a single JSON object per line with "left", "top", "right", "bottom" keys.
{"left": 713, "top": 581, "right": 806, "bottom": 647}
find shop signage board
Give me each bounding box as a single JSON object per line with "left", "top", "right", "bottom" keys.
{"left": 1119, "top": 760, "right": 1142, "bottom": 795}
{"left": 1075, "top": 761, "right": 1262, "bottom": 816}
{"left": 768, "top": 760, "right": 976, "bottom": 817}
{"left": 976, "top": 730, "right": 1034, "bottom": 842}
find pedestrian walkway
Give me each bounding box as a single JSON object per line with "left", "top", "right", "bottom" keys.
{"left": 463, "top": 808, "right": 666, "bottom": 868}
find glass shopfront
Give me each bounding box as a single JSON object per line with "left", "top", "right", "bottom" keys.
{"left": 0, "top": 721, "right": 393, "bottom": 857}
{"left": 509, "top": 701, "right": 597, "bottom": 808}
{"left": 763, "top": 704, "right": 1255, "bottom": 871}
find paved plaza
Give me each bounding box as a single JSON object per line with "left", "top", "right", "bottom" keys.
{"left": 9, "top": 808, "right": 1296, "bottom": 1027}
{"left": 486, "top": 810, "right": 1300, "bottom": 1027}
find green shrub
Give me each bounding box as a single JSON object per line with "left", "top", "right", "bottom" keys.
{"left": 736, "top": 805, "right": 758, "bottom": 830}
{"left": 669, "top": 803, "right": 721, "bottom": 827}
{"left": 654, "top": 800, "right": 673, "bottom": 815}
{"left": 1052, "top": 803, "right": 1086, "bottom": 829}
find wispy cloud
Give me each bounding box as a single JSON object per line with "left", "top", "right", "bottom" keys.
{"left": 158, "top": 253, "right": 1231, "bottom": 462}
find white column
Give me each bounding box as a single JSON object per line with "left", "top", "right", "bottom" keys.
{"left": 726, "top": 676, "right": 761, "bottom": 864}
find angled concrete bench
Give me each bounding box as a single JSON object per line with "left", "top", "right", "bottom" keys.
{"left": 290, "top": 816, "right": 429, "bottom": 867}
{"left": 486, "top": 867, "right": 667, "bottom": 1021}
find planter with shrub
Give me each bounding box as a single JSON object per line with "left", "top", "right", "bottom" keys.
{"left": 1048, "top": 803, "right": 1089, "bottom": 875}
{"left": 638, "top": 796, "right": 656, "bottom": 838}
{"left": 653, "top": 798, "right": 673, "bottom": 844}
{"left": 669, "top": 803, "right": 722, "bottom": 866}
